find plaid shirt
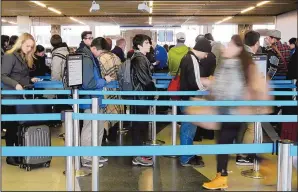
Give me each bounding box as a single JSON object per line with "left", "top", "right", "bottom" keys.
{"left": 274, "top": 41, "right": 291, "bottom": 75}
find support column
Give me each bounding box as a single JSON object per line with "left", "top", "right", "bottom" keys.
{"left": 51, "top": 25, "right": 61, "bottom": 36}
{"left": 17, "top": 16, "right": 32, "bottom": 35}
{"left": 238, "top": 24, "right": 253, "bottom": 40}
{"left": 89, "top": 25, "right": 96, "bottom": 37}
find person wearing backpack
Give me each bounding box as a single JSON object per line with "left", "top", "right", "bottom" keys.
{"left": 50, "top": 34, "right": 69, "bottom": 82}
{"left": 77, "top": 37, "right": 113, "bottom": 168}
{"left": 131, "top": 34, "right": 156, "bottom": 166}
{"left": 119, "top": 34, "right": 156, "bottom": 167}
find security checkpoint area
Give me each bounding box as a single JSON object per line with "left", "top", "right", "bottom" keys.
{"left": 1, "top": 0, "right": 298, "bottom": 191}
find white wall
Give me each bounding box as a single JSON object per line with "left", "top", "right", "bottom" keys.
{"left": 276, "top": 10, "right": 297, "bottom": 43}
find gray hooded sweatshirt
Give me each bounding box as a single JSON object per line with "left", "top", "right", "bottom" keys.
{"left": 51, "top": 46, "right": 69, "bottom": 81}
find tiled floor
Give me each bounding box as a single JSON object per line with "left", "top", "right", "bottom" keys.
{"left": 1, "top": 124, "right": 297, "bottom": 191}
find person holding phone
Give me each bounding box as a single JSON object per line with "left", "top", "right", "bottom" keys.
{"left": 1, "top": 33, "right": 39, "bottom": 166}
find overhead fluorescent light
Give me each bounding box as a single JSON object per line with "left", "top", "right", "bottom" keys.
{"left": 8, "top": 21, "right": 17, "bottom": 25}
{"left": 257, "top": 1, "right": 270, "bottom": 7}
{"left": 149, "top": 1, "right": 153, "bottom": 7}
{"left": 69, "top": 17, "right": 85, "bottom": 25}
{"left": 48, "top": 7, "right": 62, "bottom": 15}
{"left": 149, "top": 17, "right": 152, "bottom": 25}
{"left": 215, "top": 16, "right": 233, "bottom": 24}
{"left": 241, "top": 6, "right": 255, "bottom": 13}
{"left": 30, "top": 1, "right": 46, "bottom": 8}
{"left": 150, "top": 7, "right": 153, "bottom": 14}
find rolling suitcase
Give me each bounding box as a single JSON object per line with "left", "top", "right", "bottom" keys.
{"left": 16, "top": 85, "right": 52, "bottom": 171}
{"left": 18, "top": 124, "right": 52, "bottom": 171}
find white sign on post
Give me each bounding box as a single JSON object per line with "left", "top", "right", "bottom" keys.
{"left": 67, "top": 54, "right": 83, "bottom": 87}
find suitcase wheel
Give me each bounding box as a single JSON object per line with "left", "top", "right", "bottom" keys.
{"left": 25, "top": 166, "right": 31, "bottom": 172}
{"left": 44, "top": 162, "right": 51, "bottom": 168}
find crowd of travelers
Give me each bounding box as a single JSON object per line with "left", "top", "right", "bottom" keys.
{"left": 1, "top": 28, "right": 297, "bottom": 190}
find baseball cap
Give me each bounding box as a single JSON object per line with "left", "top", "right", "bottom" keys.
{"left": 176, "top": 32, "right": 186, "bottom": 41}
{"left": 267, "top": 29, "right": 281, "bottom": 39}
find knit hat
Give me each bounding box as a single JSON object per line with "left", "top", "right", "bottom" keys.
{"left": 193, "top": 38, "right": 212, "bottom": 53}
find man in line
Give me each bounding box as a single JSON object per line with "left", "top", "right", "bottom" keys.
{"left": 112, "top": 38, "right": 126, "bottom": 62}
{"left": 179, "top": 38, "right": 216, "bottom": 167}
{"left": 168, "top": 32, "right": 189, "bottom": 76}
{"left": 77, "top": 32, "right": 113, "bottom": 168}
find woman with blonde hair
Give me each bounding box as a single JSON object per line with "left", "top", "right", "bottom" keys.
{"left": 1, "top": 32, "right": 39, "bottom": 166}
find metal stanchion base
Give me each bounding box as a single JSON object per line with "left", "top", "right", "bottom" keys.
{"left": 75, "top": 169, "right": 91, "bottom": 177}
{"left": 241, "top": 169, "right": 264, "bottom": 179}
{"left": 145, "top": 139, "right": 165, "bottom": 146}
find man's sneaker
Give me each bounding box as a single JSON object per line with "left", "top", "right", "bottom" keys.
{"left": 99, "top": 157, "right": 108, "bottom": 163}
{"left": 181, "top": 156, "right": 205, "bottom": 167}
{"left": 132, "top": 156, "right": 153, "bottom": 166}
{"left": 236, "top": 155, "right": 253, "bottom": 166}
{"left": 82, "top": 161, "right": 104, "bottom": 168}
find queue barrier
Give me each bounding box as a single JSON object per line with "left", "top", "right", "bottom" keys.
{"left": 1, "top": 111, "right": 296, "bottom": 191}
{"left": 1, "top": 96, "right": 297, "bottom": 191}
{"left": 2, "top": 90, "right": 297, "bottom": 96}
{"left": 154, "top": 78, "right": 293, "bottom": 85}
{"left": 156, "top": 83, "right": 297, "bottom": 89}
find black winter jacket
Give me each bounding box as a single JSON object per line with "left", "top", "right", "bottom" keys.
{"left": 287, "top": 46, "right": 298, "bottom": 80}
{"left": 131, "top": 51, "right": 156, "bottom": 100}
{"left": 180, "top": 51, "right": 216, "bottom": 100}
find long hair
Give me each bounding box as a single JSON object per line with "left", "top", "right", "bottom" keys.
{"left": 6, "top": 33, "right": 36, "bottom": 68}
{"left": 231, "top": 35, "right": 254, "bottom": 83}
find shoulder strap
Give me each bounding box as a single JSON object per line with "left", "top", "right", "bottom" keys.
{"left": 190, "top": 54, "right": 206, "bottom": 91}
{"left": 52, "top": 53, "right": 67, "bottom": 60}
{"left": 174, "top": 47, "right": 191, "bottom": 76}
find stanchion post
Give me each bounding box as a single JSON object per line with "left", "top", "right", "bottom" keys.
{"left": 146, "top": 101, "right": 165, "bottom": 146}
{"left": 241, "top": 122, "right": 263, "bottom": 179}
{"left": 72, "top": 88, "right": 91, "bottom": 177}
{"left": 292, "top": 79, "right": 297, "bottom": 100}
{"left": 91, "top": 98, "right": 100, "bottom": 191}
{"left": 277, "top": 140, "right": 293, "bottom": 191}
{"left": 172, "top": 105, "right": 177, "bottom": 146}
{"left": 118, "top": 96, "right": 128, "bottom": 135}
{"left": 64, "top": 110, "right": 74, "bottom": 191}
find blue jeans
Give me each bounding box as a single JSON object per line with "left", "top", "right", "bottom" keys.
{"left": 179, "top": 106, "right": 197, "bottom": 164}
